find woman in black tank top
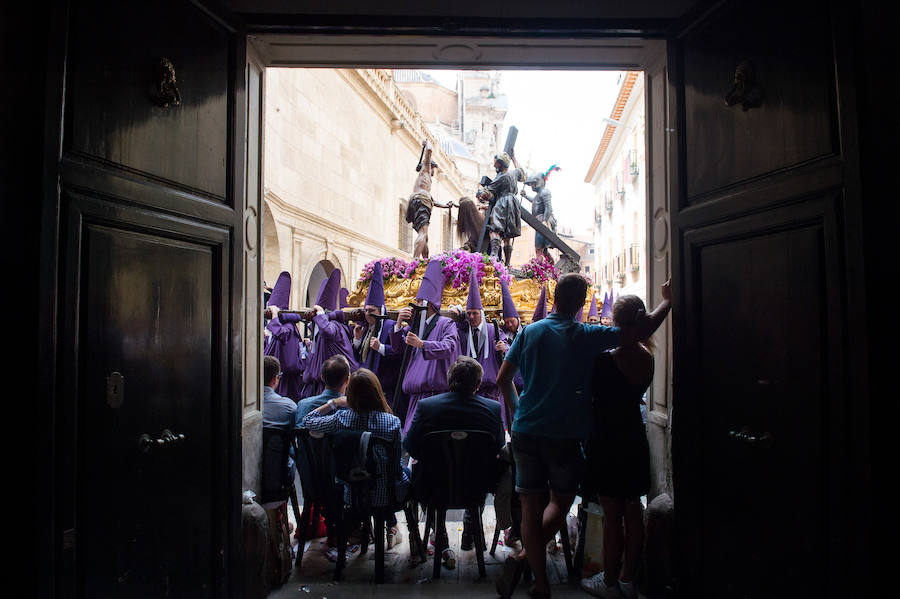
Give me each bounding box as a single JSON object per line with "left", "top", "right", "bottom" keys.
{"left": 581, "top": 295, "right": 655, "bottom": 599}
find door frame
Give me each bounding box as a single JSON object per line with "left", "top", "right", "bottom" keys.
{"left": 36, "top": 3, "right": 870, "bottom": 595}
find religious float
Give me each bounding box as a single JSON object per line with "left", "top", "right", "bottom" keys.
{"left": 345, "top": 250, "right": 577, "bottom": 323}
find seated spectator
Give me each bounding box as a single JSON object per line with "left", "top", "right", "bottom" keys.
{"left": 292, "top": 354, "right": 350, "bottom": 544}
{"left": 404, "top": 356, "right": 505, "bottom": 568}
{"left": 263, "top": 356, "right": 296, "bottom": 429}
{"left": 261, "top": 355, "right": 298, "bottom": 573}
{"left": 302, "top": 369, "right": 410, "bottom": 549}
{"left": 295, "top": 354, "right": 351, "bottom": 426}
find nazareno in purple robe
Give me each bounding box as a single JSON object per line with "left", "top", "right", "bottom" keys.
{"left": 456, "top": 319, "right": 509, "bottom": 429}
{"left": 390, "top": 314, "right": 460, "bottom": 435}
{"left": 286, "top": 310, "right": 359, "bottom": 398}
{"left": 499, "top": 326, "right": 525, "bottom": 393}
{"left": 333, "top": 311, "right": 403, "bottom": 408}
{"left": 264, "top": 317, "right": 305, "bottom": 403}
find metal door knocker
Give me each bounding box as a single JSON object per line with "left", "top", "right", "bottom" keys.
{"left": 152, "top": 57, "right": 182, "bottom": 107}
{"left": 724, "top": 60, "right": 763, "bottom": 111}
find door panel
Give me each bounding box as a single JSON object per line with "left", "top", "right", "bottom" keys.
{"left": 57, "top": 192, "right": 232, "bottom": 597}
{"left": 643, "top": 48, "right": 673, "bottom": 496}
{"left": 684, "top": 198, "right": 838, "bottom": 595}
{"left": 68, "top": 0, "right": 230, "bottom": 200}
{"left": 50, "top": 0, "right": 245, "bottom": 595}
{"left": 669, "top": 0, "right": 856, "bottom": 595}
{"left": 74, "top": 203, "right": 224, "bottom": 596}
{"left": 681, "top": 1, "right": 838, "bottom": 203}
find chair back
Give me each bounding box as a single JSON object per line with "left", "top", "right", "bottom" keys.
{"left": 293, "top": 428, "right": 338, "bottom": 504}
{"left": 261, "top": 426, "right": 294, "bottom": 504}
{"left": 329, "top": 430, "right": 401, "bottom": 511}
{"left": 416, "top": 430, "right": 499, "bottom": 509}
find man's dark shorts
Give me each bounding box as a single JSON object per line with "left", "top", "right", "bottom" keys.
{"left": 405, "top": 192, "right": 433, "bottom": 231}
{"left": 511, "top": 431, "right": 584, "bottom": 494}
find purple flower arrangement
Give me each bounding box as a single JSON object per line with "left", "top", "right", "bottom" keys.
{"left": 521, "top": 255, "right": 561, "bottom": 283}
{"left": 358, "top": 256, "right": 421, "bottom": 284}
{"left": 433, "top": 249, "right": 513, "bottom": 289}
{"left": 358, "top": 251, "right": 512, "bottom": 290}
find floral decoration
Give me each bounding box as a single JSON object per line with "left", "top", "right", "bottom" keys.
{"left": 521, "top": 255, "right": 561, "bottom": 283}
{"left": 358, "top": 256, "right": 421, "bottom": 284}
{"left": 357, "top": 251, "right": 511, "bottom": 289}
{"left": 432, "top": 249, "right": 513, "bottom": 289}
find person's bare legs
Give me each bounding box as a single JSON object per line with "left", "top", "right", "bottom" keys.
{"left": 414, "top": 225, "right": 429, "bottom": 259}
{"left": 598, "top": 496, "right": 624, "bottom": 586}
{"left": 520, "top": 490, "right": 576, "bottom": 594}
{"left": 620, "top": 499, "right": 644, "bottom": 583}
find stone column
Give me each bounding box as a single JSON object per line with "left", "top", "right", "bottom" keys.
{"left": 291, "top": 230, "right": 304, "bottom": 309}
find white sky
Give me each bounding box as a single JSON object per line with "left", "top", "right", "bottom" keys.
{"left": 422, "top": 69, "right": 623, "bottom": 241}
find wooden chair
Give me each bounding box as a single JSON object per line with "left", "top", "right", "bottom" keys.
{"left": 413, "top": 430, "right": 499, "bottom": 579}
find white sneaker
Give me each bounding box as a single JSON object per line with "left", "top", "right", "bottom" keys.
{"left": 580, "top": 572, "right": 623, "bottom": 598}
{"left": 618, "top": 580, "right": 637, "bottom": 599}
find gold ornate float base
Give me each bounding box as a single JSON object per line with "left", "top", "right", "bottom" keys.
{"left": 346, "top": 264, "right": 556, "bottom": 323}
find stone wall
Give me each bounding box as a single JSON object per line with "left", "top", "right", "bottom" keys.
{"left": 264, "top": 68, "right": 468, "bottom": 299}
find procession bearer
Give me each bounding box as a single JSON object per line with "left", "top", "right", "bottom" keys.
{"left": 391, "top": 259, "right": 460, "bottom": 433}
{"left": 263, "top": 271, "right": 305, "bottom": 403}
{"left": 497, "top": 277, "right": 524, "bottom": 394}
{"left": 342, "top": 262, "right": 404, "bottom": 411}
{"left": 449, "top": 269, "right": 507, "bottom": 426}
{"left": 280, "top": 269, "right": 358, "bottom": 397}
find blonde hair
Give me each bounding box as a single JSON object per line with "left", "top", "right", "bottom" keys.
{"left": 612, "top": 294, "right": 656, "bottom": 353}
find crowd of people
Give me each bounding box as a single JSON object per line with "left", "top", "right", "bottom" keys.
{"left": 261, "top": 248, "right": 672, "bottom": 598}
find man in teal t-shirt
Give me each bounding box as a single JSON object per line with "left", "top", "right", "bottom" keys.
{"left": 494, "top": 274, "right": 672, "bottom": 599}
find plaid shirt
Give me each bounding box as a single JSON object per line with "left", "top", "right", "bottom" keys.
{"left": 302, "top": 408, "right": 409, "bottom": 507}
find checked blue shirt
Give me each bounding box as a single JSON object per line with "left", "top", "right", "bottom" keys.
{"left": 302, "top": 409, "right": 409, "bottom": 507}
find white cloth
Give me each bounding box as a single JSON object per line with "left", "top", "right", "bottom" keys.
{"left": 467, "top": 311, "right": 489, "bottom": 359}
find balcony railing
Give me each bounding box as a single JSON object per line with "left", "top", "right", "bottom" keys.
{"left": 606, "top": 198, "right": 614, "bottom": 214}
{"left": 629, "top": 162, "right": 640, "bottom": 176}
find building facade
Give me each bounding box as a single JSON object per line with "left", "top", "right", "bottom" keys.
{"left": 264, "top": 68, "right": 469, "bottom": 307}
{"left": 585, "top": 71, "right": 647, "bottom": 304}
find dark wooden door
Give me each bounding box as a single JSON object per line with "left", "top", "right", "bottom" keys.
{"left": 668, "top": 1, "right": 864, "bottom": 595}
{"left": 49, "top": 0, "right": 245, "bottom": 595}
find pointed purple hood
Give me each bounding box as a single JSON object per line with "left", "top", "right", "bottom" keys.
{"left": 339, "top": 287, "right": 350, "bottom": 309}
{"left": 466, "top": 269, "right": 483, "bottom": 311}
{"left": 365, "top": 262, "right": 386, "bottom": 309}
{"left": 500, "top": 277, "right": 518, "bottom": 319}
{"left": 587, "top": 295, "right": 599, "bottom": 319}
{"left": 532, "top": 284, "right": 548, "bottom": 322}
{"left": 575, "top": 300, "right": 584, "bottom": 322}
{"left": 416, "top": 260, "right": 445, "bottom": 309}
{"left": 267, "top": 271, "right": 291, "bottom": 310}
{"left": 316, "top": 269, "right": 341, "bottom": 311}
{"left": 600, "top": 291, "right": 613, "bottom": 319}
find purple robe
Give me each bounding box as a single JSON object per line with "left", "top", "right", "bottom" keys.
{"left": 283, "top": 310, "right": 358, "bottom": 398}
{"left": 264, "top": 318, "right": 305, "bottom": 403}
{"left": 390, "top": 315, "right": 460, "bottom": 435}
{"left": 499, "top": 326, "right": 526, "bottom": 393}
{"left": 334, "top": 313, "right": 403, "bottom": 407}
{"left": 457, "top": 319, "right": 508, "bottom": 429}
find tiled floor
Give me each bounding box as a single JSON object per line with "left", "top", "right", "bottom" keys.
{"left": 268, "top": 504, "right": 582, "bottom": 599}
